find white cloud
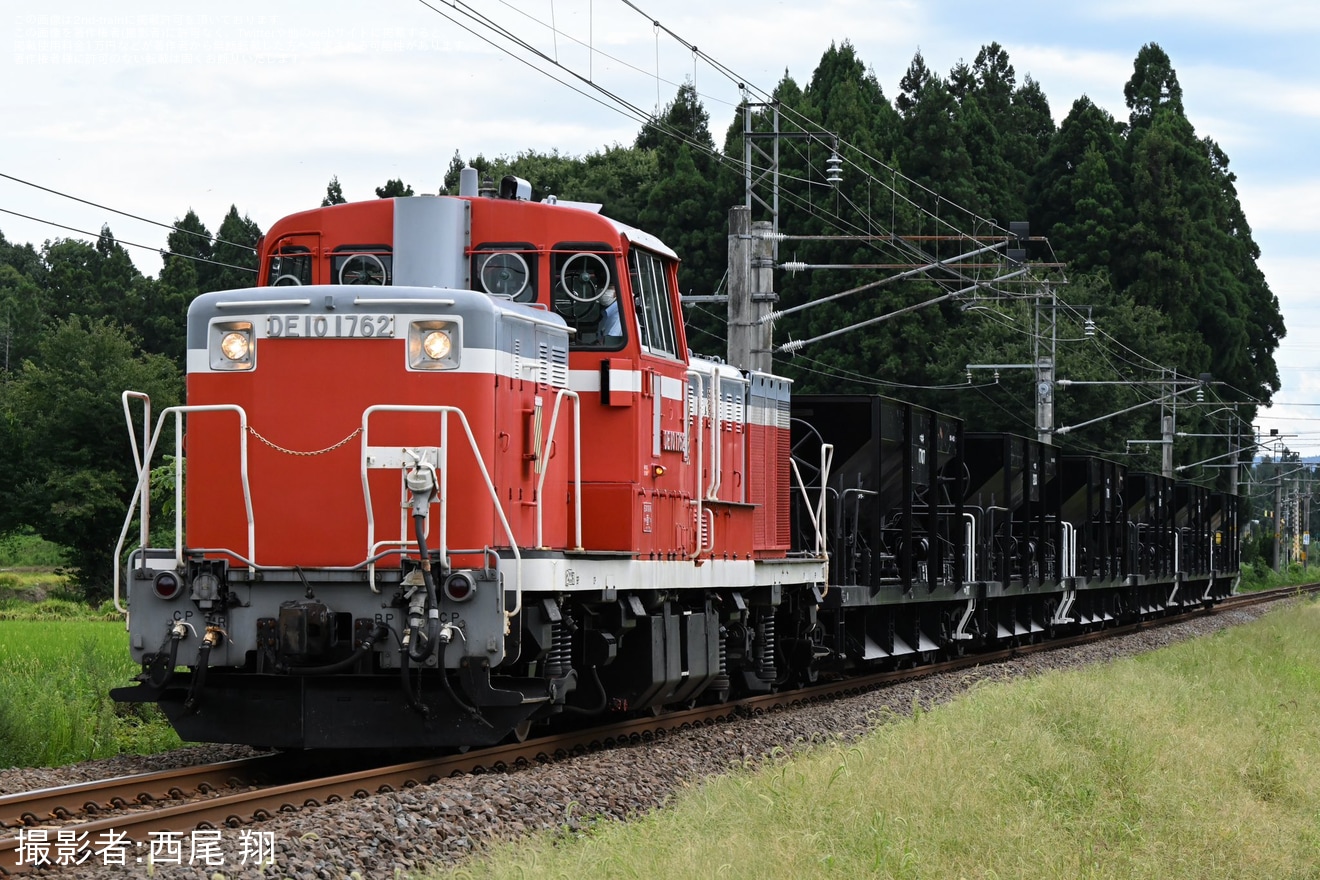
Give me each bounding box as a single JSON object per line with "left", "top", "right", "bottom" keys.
{"left": 1240, "top": 183, "right": 1320, "bottom": 236}
{"left": 1088, "top": 0, "right": 1320, "bottom": 31}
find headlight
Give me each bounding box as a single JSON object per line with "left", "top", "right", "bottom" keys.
{"left": 409, "top": 320, "right": 460, "bottom": 371}
{"left": 220, "top": 331, "right": 250, "bottom": 361}
{"left": 422, "top": 330, "right": 452, "bottom": 360}
{"left": 209, "top": 322, "right": 254, "bottom": 371}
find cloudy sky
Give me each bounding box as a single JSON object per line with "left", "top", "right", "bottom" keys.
{"left": 3, "top": 0, "right": 1316, "bottom": 452}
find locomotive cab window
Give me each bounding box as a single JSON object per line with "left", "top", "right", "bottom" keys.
{"left": 629, "top": 247, "right": 678, "bottom": 358}
{"left": 471, "top": 243, "right": 537, "bottom": 303}
{"left": 551, "top": 244, "right": 625, "bottom": 350}
{"left": 268, "top": 245, "right": 312, "bottom": 286}
{"left": 331, "top": 245, "right": 392, "bottom": 285}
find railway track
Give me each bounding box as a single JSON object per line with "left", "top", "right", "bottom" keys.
{"left": 2, "top": 582, "right": 1313, "bottom": 875}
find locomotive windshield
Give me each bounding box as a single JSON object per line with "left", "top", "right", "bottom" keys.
{"left": 331, "top": 244, "right": 392, "bottom": 285}
{"left": 550, "top": 244, "right": 626, "bottom": 351}
{"left": 268, "top": 245, "right": 312, "bottom": 286}
{"left": 471, "top": 243, "right": 538, "bottom": 303}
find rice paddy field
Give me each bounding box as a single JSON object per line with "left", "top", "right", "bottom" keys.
{"left": 0, "top": 614, "right": 181, "bottom": 769}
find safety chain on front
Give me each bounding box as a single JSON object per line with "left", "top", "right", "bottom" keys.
{"left": 247, "top": 425, "right": 362, "bottom": 457}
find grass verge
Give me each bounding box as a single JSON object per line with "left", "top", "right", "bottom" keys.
{"left": 1239, "top": 559, "right": 1319, "bottom": 592}
{"left": 0, "top": 619, "right": 181, "bottom": 768}
{"left": 449, "top": 601, "right": 1320, "bottom": 880}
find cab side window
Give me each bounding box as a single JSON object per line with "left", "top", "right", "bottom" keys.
{"left": 629, "top": 248, "right": 678, "bottom": 358}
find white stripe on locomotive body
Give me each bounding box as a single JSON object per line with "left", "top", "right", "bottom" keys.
{"left": 517, "top": 554, "right": 826, "bottom": 593}
{"left": 567, "top": 368, "right": 640, "bottom": 394}
{"left": 565, "top": 370, "right": 687, "bottom": 402}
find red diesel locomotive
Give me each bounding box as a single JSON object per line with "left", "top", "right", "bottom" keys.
{"left": 113, "top": 172, "right": 826, "bottom": 748}
{"left": 113, "top": 172, "right": 1237, "bottom": 750}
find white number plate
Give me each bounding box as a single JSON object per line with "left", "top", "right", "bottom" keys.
{"left": 265, "top": 314, "right": 395, "bottom": 339}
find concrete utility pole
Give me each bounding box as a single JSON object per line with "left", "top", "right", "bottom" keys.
{"left": 1161, "top": 415, "right": 1175, "bottom": 480}
{"left": 1274, "top": 479, "right": 1284, "bottom": 572}
{"left": 727, "top": 207, "right": 775, "bottom": 373}
{"left": 1294, "top": 470, "right": 1303, "bottom": 564}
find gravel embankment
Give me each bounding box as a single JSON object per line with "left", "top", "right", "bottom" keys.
{"left": 6, "top": 606, "right": 1274, "bottom": 879}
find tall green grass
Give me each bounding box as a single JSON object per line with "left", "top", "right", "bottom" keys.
{"left": 0, "top": 620, "right": 181, "bottom": 768}
{"left": 0, "top": 528, "right": 70, "bottom": 568}
{"left": 451, "top": 601, "right": 1320, "bottom": 880}
{"left": 1239, "top": 559, "right": 1319, "bottom": 592}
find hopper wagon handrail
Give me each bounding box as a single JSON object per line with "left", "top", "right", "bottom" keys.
{"left": 790, "top": 440, "right": 834, "bottom": 594}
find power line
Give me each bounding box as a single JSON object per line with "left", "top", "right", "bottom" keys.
{"left": 0, "top": 171, "right": 256, "bottom": 253}
{"left": 0, "top": 206, "right": 258, "bottom": 275}
{"left": 417, "top": 2, "right": 1238, "bottom": 421}
{"left": 490, "top": 0, "right": 740, "bottom": 113}
{"left": 413, "top": 0, "right": 720, "bottom": 162}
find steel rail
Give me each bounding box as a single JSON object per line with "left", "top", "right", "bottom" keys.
{"left": 0, "top": 756, "right": 280, "bottom": 830}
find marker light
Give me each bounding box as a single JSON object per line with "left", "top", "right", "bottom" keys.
{"left": 444, "top": 572, "right": 476, "bottom": 602}
{"left": 153, "top": 571, "right": 182, "bottom": 600}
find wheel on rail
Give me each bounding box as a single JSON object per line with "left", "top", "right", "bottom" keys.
{"left": 504, "top": 720, "right": 533, "bottom": 744}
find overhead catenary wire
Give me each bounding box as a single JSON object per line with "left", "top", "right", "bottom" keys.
{"left": 413, "top": 0, "right": 725, "bottom": 163}
{"left": 625, "top": 13, "right": 1180, "bottom": 393}
{"left": 0, "top": 171, "right": 257, "bottom": 253}
{"left": 415, "top": 1, "right": 1233, "bottom": 423}
{"left": 0, "top": 206, "right": 258, "bottom": 275}
{"left": 489, "top": 0, "right": 740, "bottom": 110}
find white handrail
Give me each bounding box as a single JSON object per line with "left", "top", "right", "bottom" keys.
{"left": 685, "top": 370, "right": 707, "bottom": 561}
{"left": 789, "top": 441, "right": 834, "bottom": 595}
{"left": 1059, "top": 521, "right": 1076, "bottom": 579}
{"left": 113, "top": 399, "right": 254, "bottom": 614}
{"left": 706, "top": 373, "right": 722, "bottom": 501}
{"left": 964, "top": 512, "right": 977, "bottom": 582}
{"left": 814, "top": 443, "right": 833, "bottom": 590}
{"left": 122, "top": 391, "right": 152, "bottom": 582}
{"left": 534, "top": 389, "right": 582, "bottom": 549}
{"left": 360, "top": 405, "right": 523, "bottom": 631}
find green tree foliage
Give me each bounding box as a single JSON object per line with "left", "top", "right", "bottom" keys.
{"left": 0, "top": 265, "right": 48, "bottom": 372}
{"left": 0, "top": 317, "right": 181, "bottom": 600}
{"left": 636, "top": 82, "right": 731, "bottom": 309}
{"left": 1113, "top": 45, "right": 1282, "bottom": 404}
{"left": 321, "top": 175, "right": 347, "bottom": 206}
{"left": 1031, "top": 97, "right": 1129, "bottom": 273}
{"left": 163, "top": 209, "right": 215, "bottom": 291}
{"left": 209, "top": 205, "right": 262, "bottom": 292}
{"left": 0, "top": 230, "right": 44, "bottom": 280}
{"left": 375, "top": 178, "right": 415, "bottom": 198}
